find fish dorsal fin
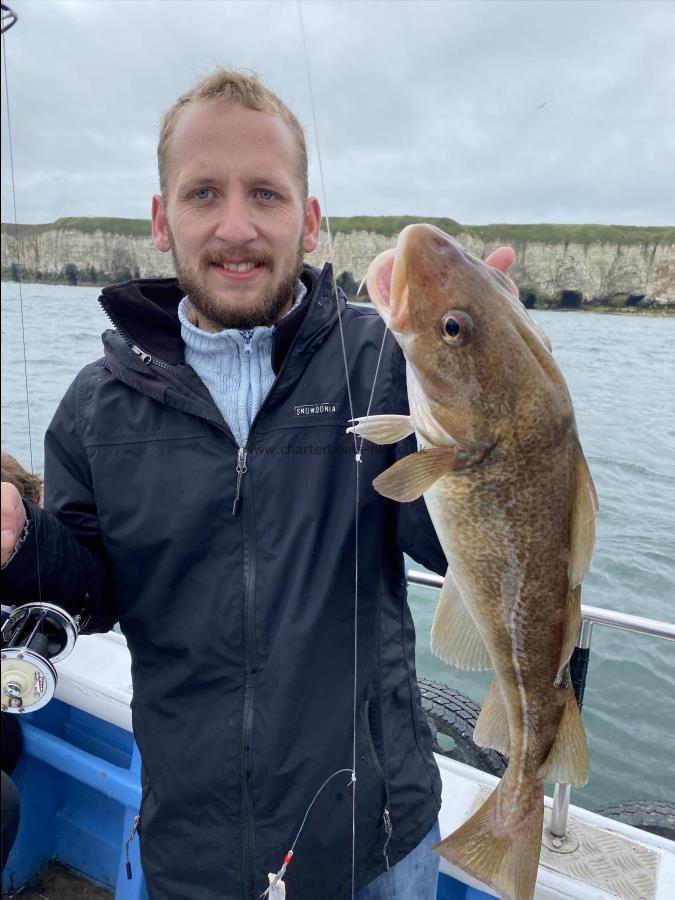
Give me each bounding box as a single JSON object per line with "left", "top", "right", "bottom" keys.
{"left": 473, "top": 678, "right": 511, "bottom": 756}
{"left": 430, "top": 568, "right": 493, "bottom": 670}
{"left": 347, "top": 414, "right": 415, "bottom": 444}
{"left": 537, "top": 686, "right": 589, "bottom": 787}
{"left": 373, "top": 448, "right": 459, "bottom": 502}
{"left": 569, "top": 443, "right": 598, "bottom": 588}
{"left": 557, "top": 585, "right": 582, "bottom": 676}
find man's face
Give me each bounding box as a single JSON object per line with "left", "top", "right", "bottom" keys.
{"left": 152, "top": 101, "right": 321, "bottom": 331}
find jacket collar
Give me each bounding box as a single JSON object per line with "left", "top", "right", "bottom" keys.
{"left": 98, "top": 263, "right": 342, "bottom": 374}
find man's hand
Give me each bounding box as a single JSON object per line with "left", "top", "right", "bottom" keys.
{"left": 1, "top": 482, "right": 26, "bottom": 567}
{"left": 485, "top": 246, "right": 519, "bottom": 299}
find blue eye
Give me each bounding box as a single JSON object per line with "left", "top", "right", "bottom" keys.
{"left": 194, "top": 188, "right": 212, "bottom": 200}
{"left": 257, "top": 189, "right": 276, "bottom": 201}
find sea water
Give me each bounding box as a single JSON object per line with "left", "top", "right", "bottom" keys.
{"left": 2, "top": 281, "right": 674, "bottom": 812}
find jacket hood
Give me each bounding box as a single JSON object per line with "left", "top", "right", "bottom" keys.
{"left": 98, "top": 263, "right": 341, "bottom": 373}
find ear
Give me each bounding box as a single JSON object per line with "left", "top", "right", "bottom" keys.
{"left": 151, "top": 194, "right": 171, "bottom": 253}
{"left": 302, "top": 196, "right": 322, "bottom": 253}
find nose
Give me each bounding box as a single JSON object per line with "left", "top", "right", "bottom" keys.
{"left": 212, "top": 192, "right": 258, "bottom": 246}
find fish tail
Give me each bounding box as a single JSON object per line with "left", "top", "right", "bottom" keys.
{"left": 433, "top": 778, "right": 544, "bottom": 900}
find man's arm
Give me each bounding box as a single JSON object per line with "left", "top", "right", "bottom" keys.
{"left": 2, "top": 378, "right": 118, "bottom": 633}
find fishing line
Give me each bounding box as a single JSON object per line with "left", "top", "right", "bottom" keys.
{"left": 297, "top": 3, "right": 359, "bottom": 895}
{"left": 2, "top": 13, "right": 42, "bottom": 600}
{"left": 264, "top": 8, "right": 392, "bottom": 894}
{"left": 258, "top": 768, "right": 354, "bottom": 899}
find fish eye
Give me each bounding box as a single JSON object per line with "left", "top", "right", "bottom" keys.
{"left": 441, "top": 311, "right": 474, "bottom": 346}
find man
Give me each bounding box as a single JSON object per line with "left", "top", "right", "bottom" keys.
{"left": 1, "top": 71, "right": 515, "bottom": 899}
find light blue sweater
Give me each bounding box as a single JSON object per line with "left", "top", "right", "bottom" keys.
{"left": 178, "top": 283, "right": 307, "bottom": 448}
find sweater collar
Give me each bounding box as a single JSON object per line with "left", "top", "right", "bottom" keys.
{"left": 177, "top": 279, "right": 307, "bottom": 357}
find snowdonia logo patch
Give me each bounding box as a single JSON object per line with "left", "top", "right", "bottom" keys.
{"left": 294, "top": 402, "right": 338, "bottom": 417}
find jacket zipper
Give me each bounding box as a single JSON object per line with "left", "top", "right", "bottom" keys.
{"left": 232, "top": 332, "right": 253, "bottom": 517}
{"left": 229, "top": 289, "right": 336, "bottom": 896}
{"left": 232, "top": 448, "right": 248, "bottom": 516}
{"left": 382, "top": 806, "right": 393, "bottom": 871}
{"left": 365, "top": 698, "right": 394, "bottom": 870}
{"left": 240, "top": 461, "right": 258, "bottom": 900}
{"left": 98, "top": 298, "right": 224, "bottom": 414}
{"left": 124, "top": 815, "right": 141, "bottom": 879}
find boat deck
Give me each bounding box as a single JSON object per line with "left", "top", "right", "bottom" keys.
{"left": 2, "top": 862, "right": 112, "bottom": 900}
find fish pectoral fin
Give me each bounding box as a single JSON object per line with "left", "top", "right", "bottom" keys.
{"left": 372, "top": 448, "right": 460, "bottom": 502}
{"left": 557, "top": 585, "right": 582, "bottom": 675}
{"left": 537, "top": 686, "right": 589, "bottom": 787}
{"left": 569, "top": 443, "right": 599, "bottom": 587}
{"left": 473, "top": 678, "right": 511, "bottom": 755}
{"left": 430, "top": 569, "right": 493, "bottom": 671}
{"left": 346, "top": 414, "right": 415, "bottom": 444}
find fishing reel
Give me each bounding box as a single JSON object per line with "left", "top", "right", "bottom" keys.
{"left": 1, "top": 603, "right": 85, "bottom": 714}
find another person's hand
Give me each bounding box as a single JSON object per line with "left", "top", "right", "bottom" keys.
{"left": 1, "top": 482, "right": 26, "bottom": 567}
{"left": 486, "top": 246, "right": 519, "bottom": 299}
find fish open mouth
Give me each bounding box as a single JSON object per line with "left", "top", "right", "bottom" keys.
{"left": 365, "top": 247, "right": 410, "bottom": 332}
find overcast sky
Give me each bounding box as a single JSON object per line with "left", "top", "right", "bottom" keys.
{"left": 1, "top": 0, "right": 674, "bottom": 226}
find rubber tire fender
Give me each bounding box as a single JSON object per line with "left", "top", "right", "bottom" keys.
{"left": 593, "top": 800, "right": 675, "bottom": 841}
{"left": 418, "top": 678, "right": 507, "bottom": 778}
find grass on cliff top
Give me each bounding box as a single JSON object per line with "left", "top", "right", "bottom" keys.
{"left": 327, "top": 216, "right": 467, "bottom": 238}
{"left": 1, "top": 217, "right": 151, "bottom": 237}
{"left": 470, "top": 223, "right": 675, "bottom": 245}
{"left": 330, "top": 219, "right": 673, "bottom": 244}
{"left": 1, "top": 216, "right": 673, "bottom": 245}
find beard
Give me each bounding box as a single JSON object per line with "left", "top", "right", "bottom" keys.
{"left": 170, "top": 230, "right": 305, "bottom": 331}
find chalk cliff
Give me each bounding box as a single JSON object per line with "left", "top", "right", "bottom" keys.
{"left": 2, "top": 218, "right": 673, "bottom": 309}
{"left": 306, "top": 229, "right": 675, "bottom": 309}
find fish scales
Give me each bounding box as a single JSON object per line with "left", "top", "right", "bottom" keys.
{"left": 349, "top": 224, "right": 597, "bottom": 900}
{"left": 426, "top": 450, "right": 574, "bottom": 757}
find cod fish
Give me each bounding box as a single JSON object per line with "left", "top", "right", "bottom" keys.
{"left": 349, "top": 224, "right": 598, "bottom": 900}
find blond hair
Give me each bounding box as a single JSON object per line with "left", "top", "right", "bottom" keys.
{"left": 1, "top": 452, "right": 43, "bottom": 505}
{"left": 158, "top": 69, "right": 308, "bottom": 198}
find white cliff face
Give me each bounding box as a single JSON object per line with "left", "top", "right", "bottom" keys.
{"left": 1, "top": 228, "right": 175, "bottom": 280}
{"left": 2, "top": 226, "right": 674, "bottom": 308}
{"left": 306, "top": 231, "right": 675, "bottom": 308}
{"left": 499, "top": 240, "right": 675, "bottom": 306}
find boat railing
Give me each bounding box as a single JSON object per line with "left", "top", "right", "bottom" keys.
{"left": 407, "top": 568, "right": 675, "bottom": 849}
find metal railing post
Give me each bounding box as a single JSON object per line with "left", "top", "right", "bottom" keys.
{"left": 549, "top": 618, "right": 594, "bottom": 842}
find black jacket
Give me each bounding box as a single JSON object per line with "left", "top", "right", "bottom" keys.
{"left": 5, "top": 264, "right": 446, "bottom": 899}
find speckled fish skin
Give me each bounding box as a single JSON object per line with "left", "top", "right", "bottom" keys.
{"left": 350, "top": 224, "right": 597, "bottom": 900}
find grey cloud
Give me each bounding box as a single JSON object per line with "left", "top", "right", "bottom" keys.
{"left": 1, "top": 0, "right": 673, "bottom": 226}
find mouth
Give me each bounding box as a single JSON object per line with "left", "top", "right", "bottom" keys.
{"left": 208, "top": 259, "right": 267, "bottom": 282}
{"left": 365, "top": 247, "right": 410, "bottom": 332}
